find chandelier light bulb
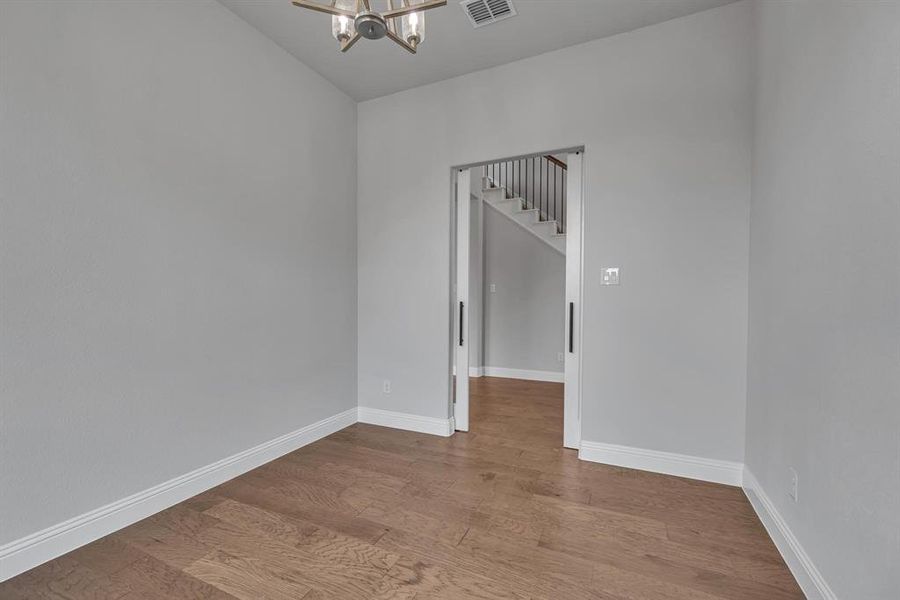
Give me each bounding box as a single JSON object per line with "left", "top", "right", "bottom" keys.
{"left": 331, "top": 13, "right": 355, "bottom": 42}
{"left": 402, "top": 10, "right": 425, "bottom": 48}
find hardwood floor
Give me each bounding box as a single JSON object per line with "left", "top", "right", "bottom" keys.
{"left": 2, "top": 377, "right": 803, "bottom": 599}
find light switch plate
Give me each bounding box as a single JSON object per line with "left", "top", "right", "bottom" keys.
{"left": 601, "top": 267, "right": 620, "bottom": 286}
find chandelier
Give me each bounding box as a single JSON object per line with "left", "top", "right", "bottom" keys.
{"left": 291, "top": 0, "right": 447, "bottom": 54}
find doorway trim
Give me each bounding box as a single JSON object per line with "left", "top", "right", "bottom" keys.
{"left": 449, "top": 145, "right": 585, "bottom": 449}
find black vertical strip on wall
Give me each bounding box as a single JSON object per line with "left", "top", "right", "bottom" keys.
{"left": 568, "top": 302, "right": 574, "bottom": 353}
{"left": 459, "top": 301, "right": 464, "bottom": 346}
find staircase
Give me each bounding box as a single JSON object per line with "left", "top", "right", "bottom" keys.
{"left": 481, "top": 155, "right": 567, "bottom": 255}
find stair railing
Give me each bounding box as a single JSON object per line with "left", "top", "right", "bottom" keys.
{"left": 483, "top": 155, "right": 567, "bottom": 234}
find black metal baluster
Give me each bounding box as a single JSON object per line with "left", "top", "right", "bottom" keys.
{"left": 525, "top": 158, "right": 529, "bottom": 210}
{"left": 555, "top": 163, "right": 559, "bottom": 227}
{"left": 538, "top": 157, "right": 542, "bottom": 218}
{"left": 531, "top": 157, "right": 535, "bottom": 210}
{"left": 544, "top": 158, "right": 548, "bottom": 221}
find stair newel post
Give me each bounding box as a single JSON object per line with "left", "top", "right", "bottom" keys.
{"left": 562, "top": 163, "right": 566, "bottom": 233}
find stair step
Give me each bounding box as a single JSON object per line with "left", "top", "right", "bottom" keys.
{"left": 532, "top": 220, "right": 559, "bottom": 230}
{"left": 489, "top": 196, "right": 521, "bottom": 205}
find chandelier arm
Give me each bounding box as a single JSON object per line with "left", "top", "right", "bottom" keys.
{"left": 386, "top": 0, "right": 397, "bottom": 34}
{"left": 382, "top": 0, "right": 446, "bottom": 19}
{"left": 341, "top": 32, "right": 362, "bottom": 52}
{"left": 386, "top": 29, "right": 417, "bottom": 54}
{"left": 291, "top": 0, "right": 355, "bottom": 18}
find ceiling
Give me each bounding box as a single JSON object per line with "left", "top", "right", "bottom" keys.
{"left": 220, "top": 0, "right": 739, "bottom": 102}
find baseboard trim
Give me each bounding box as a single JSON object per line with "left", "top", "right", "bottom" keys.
{"left": 357, "top": 407, "right": 454, "bottom": 437}
{"left": 0, "top": 407, "right": 357, "bottom": 583}
{"left": 742, "top": 468, "right": 836, "bottom": 600}
{"left": 468, "top": 366, "right": 484, "bottom": 378}
{"left": 481, "top": 366, "right": 563, "bottom": 383}
{"left": 578, "top": 441, "right": 743, "bottom": 486}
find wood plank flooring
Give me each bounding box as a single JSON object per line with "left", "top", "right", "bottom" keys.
{"left": 1, "top": 377, "right": 803, "bottom": 599}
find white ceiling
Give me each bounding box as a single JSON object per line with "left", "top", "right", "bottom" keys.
{"left": 220, "top": 0, "right": 739, "bottom": 101}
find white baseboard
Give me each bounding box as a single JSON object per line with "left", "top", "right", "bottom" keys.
{"left": 742, "top": 468, "right": 836, "bottom": 600}
{"left": 481, "top": 366, "right": 564, "bottom": 383}
{"left": 357, "top": 407, "right": 454, "bottom": 437}
{"left": 578, "top": 440, "right": 743, "bottom": 486}
{"left": 468, "top": 366, "right": 484, "bottom": 378}
{"left": 0, "top": 407, "right": 357, "bottom": 583}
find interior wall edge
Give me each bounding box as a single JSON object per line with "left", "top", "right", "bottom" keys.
{"left": 357, "top": 407, "right": 455, "bottom": 437}
{"left": 579, "top": 440, "right": 744, "bottom": 487}
{"left": 0, "top": 407, "right": 358, "bottom": 583}
{"left": 742, "top": 468, "right": 838, "bottom": 600}
{"left": 479, "top": 368, "right": 564, "bottom": 383}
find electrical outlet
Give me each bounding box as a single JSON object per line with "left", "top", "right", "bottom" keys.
{"left": 383, "top": 380, "right": 392, "bottom": 394}
{"left": 557, "top": 352, "right": 564, "bottom": 363}
{"left": 789, "top": 467, "right": 798, "bottom": 503}
{"left": 490, "top": 283, "right": 496, "bottom": 293}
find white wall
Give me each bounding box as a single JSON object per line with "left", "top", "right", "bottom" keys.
{"left": 357, "top": 1, "right": 753, "bottom": 462}
{"left": 0, "top": 0, "right": 357, "bottom": 546}
{"left": 483, "top": 206, "right": 565, "bottom": 374}
{"left": 747, "top": 1, "right": 900, "bottom": 597}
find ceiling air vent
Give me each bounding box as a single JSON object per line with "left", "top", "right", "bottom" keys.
{"left": 461, "top": 0, "right": 517, "bottom": 29}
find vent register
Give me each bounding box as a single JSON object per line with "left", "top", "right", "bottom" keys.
{"left": 460, "top": 0, "right": 516, "bottom": 28}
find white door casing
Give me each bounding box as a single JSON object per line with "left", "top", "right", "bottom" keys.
{"left": 564, "top": 151, "right": 583, "bottom": 449}
{"left": 454, "top": 168, "right": 471, "bottom": 432}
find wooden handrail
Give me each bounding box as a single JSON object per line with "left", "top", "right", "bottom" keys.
{"left": 545, "top": 155, "right": 567, "bottom": 170}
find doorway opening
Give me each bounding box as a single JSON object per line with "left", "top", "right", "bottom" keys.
{"left": 450, "top": 147, "right": 583, "bottom": 449}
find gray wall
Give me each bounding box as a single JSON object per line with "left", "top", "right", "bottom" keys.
{"left": 483, "top": 207, "right": 565, "bottom": 374}
{"left": 357, "top": 1, "right": 752, "bottom": 462}
{"left": 0, "top": 0, "right": 358, "bottom": 545}
{"left": 747, "top": 1, "right": 900, "bottom": 597}
{"left": 469, "top": 190, "right": 484, "bottom": 371}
